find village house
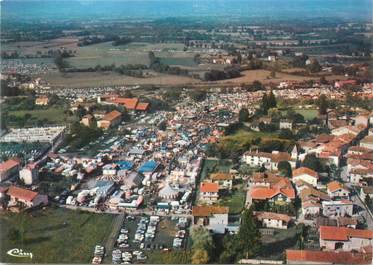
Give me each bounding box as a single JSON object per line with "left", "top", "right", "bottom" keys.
{"left": 292, "top": 167, "right": 318, "bottom": 187}
{"left": 319, "top": 226, "right": 373, "bottom": 251}
{"left": 327, "top": 181, "right": 350, "bottom": 199}
{"left": 209, "top": 172, "right": 234, "bottom": 190}
{"left": 19, "top": 163, "right": 38, "bottom": 185}
{"left": 334, "top": 80, "right": 358, "bottom": 89}
{"left": 0, "top": 159, "right": 20, "bottom": 182}
{"left": 286, "top": 249, "right": 373, "bottom": 265}
{"left": 354, "top": 114, "right": 370, "bottom": 127}
{"left": 97, "top": 110, "right": 122, "bottom": 130}
{"left": 192, "top": 206, "right": 229, "bottom": 234}
{"left": 6, "top": 186, "right": 48, "bottom": 209}
{"left": 349, "top": 168, "right": 373, "bottom": 186}
{"left": 302, "top": 201, "right": 322, "bottom": 217}
{"left": 200, "top": 182, "right": 219, "bottom": 203}
{"left": 98, "top": 95, "right": 150, "bottom": 112}
{"left": 35, "top": 96, "right": 49, "bottom": 106}
{"left": 322, "top": 200, "right": 354, "bottom": 218}
{"left": 249, "top": 173, "right": 295, "bottom": 204}
{"left": 347, "top": 158, "right": 373, "bottom": 184}
{"left": 360, "top": 186, "right": 373, "bottom": 201}
{"left": 299, "top": 186, "right": 330, "bottom": 218}
{"left": 279, "top": 119, "right": 293, "bottom": 130}
{"left": 360, "top": 135, "right": 373, "bottom": 150}
{"left": 80, "top": 114, "right": 95, "bottom": 127}
{"left": 242, "top": 150, "right": 296, "bottom": 171}
{"left": 254, "top": 211, "right": 292, "bottom": 229}
{"left": 337, "top": 216, "right": 358, "bottom": 229}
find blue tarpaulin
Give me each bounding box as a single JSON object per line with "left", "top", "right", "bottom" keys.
{"left": 138, "top": 160, "right": 158, "bottom": 173}
{"left": 117, "top": 161, "right": 134, "bottom": 171}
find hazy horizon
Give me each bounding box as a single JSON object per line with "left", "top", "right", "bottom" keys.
{"left": 2, "top": 0, "right": 372, "bottom": 22}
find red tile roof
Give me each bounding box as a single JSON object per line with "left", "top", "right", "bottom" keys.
{"left": 0, "top": 159, "right": 20, "bottom": 173}
{"left": 327, "top": 181, "right": 347, "bottom": 193}
{"left": 111, "top": 98, "right": 139, "bottom": 110}
{"left": 135, "top": 102, "right": 150, "bottom": 111}
{"left": 251, "top": 174, "right": 295, "bottom": 200}
{"left": 210, "top": 172, "right": 233, "bottom": 181}
{"left": 320, "top": 226, "right": 373, "bottom": 241}
{"left": 251, "top": 186, "right": 295, "bottom": 200}
{"left": 7, "top": 186, "right": 38, "bottom": 202}
{"left": 292, "top": 167, "right": 318, "bottom": 178}
{"left": 200, "top": 182, "right": 219, "bottom": 193}
{"left": 286, "top": 249, "right": 372, "bottom": 264}
{"left": 102, "top": 110, "right": 122, "bottom": 122}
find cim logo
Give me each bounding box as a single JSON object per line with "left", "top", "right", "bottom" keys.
{"left": 7, "top": 248, "right": 33, "bottom": 259}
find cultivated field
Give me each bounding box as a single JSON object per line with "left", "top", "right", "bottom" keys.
{"left": 2, "top": 38, "right": 79, "bottom": 55}
{"left": 66, "top": 42, "right": 197, "bottom": 68}
{"left": 217, "top": 69, "right": 347, "bottom": 84}
{"left": 42, "top": 71, "right": 198, "bottom": 87}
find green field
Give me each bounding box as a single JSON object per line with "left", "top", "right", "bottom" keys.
{"left": 0, "top": 207, "right": 115, "bottom": 263}
{"left": 219, "top": 130, "right": 282, "bottom": 149}
{"left": 8, "top": 108, "right": 68, "bottom": 125}
{"left": 66, "top": 42, "right": 194, "bottom": 68}
{"left": 293, "top": 108, "right": 318, "bottom": 120}
{"left": 146, "top": 250, "right": 191, "bottom": 264}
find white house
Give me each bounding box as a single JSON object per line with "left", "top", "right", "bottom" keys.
{"left": 360, "top": 135, "right": 373, "bottom": 150}
{"left": 327, "top": 181, "right": 350, "bottom": 199}
{"left": 200, "top": 182, "right": 219, "bottom": 203}
{"left": 319, "top": 226, "right": 373, "bottom": 251}
{"left": 302, "top": 201, "right": 322, "bottom": 217}
{"left": 19, "top": 164, "right": 38, "bottom": 185}
{"left": 242, "top": 150, "right": 296, "bottom": 171}
{"left": 279, "top": 120, "right": 293, "bottom": 130}
{"left": 322, "top": 200, "right": 354, "bottom": 218}
{"left": 254, "top": 211, "right": 292, "bottom": 229}
{"left": 192, "top": 206, "right": 229, "bottom": 234}
{"left": 292, "top": 167, "right": 318, "bottom": 187}
{"left": 210, "top": 173, "right": 234, "bottom": 190}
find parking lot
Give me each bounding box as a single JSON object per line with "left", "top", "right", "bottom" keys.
{"left": 110, "top": 215, "right": 190, "bottom": 264}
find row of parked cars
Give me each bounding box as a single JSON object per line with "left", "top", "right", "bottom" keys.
{"left": 92, "top": 245, "right": 105, "bottom": 264}
{"left": 112, "top": 249, "right": 147, "bottom": 264}
{"left": 173, "top": 217, "right": 190, "bottom": 248}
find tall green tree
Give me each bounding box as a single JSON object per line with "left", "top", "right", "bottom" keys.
{"left": 302, "top": 154, "right": 323, "bottom": 172}
{"left": 278, "top": 161, "right": 292, "bottom": 178}
{"left": 317, "top": 94, "right": 328, "bottom": 115}
{"left": 239, "top": 108, "right": 250, "bottom": 122}
{"left": 237, "top": 207, "right": 261, "bottom": 259}
{"left": 190, "top": 227, "right": 214, "bottom": 263}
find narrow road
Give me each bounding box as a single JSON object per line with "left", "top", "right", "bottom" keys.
{"left": 103, "top": 213, "right": 125, "bottom": 264}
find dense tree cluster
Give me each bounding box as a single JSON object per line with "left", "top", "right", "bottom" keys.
{"left": 203, "top": 66, "right": 241, "bottom": 81}
{"left": 260, "top": 91, "right": 277, "bottom": 115}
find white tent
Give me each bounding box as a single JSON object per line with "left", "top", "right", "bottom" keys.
{"left": 159, "top": 183, "right": 179, "bottom": 199}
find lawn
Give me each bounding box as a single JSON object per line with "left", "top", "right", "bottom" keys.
{"left": 218, "top": 130, "right": 283, "bottom": 149}
{"left": 293, "top": 108, "right": 318, "bottom": 120}
{"left": 8, "top": 107, "right": 69, "bottom": 125}
{"left": 0, "top": 207, "right": 115, "bottom": 263}
{"left": 146, "top": 250, "right": 191, "bottom": 264}
{"left": 200, "top": 158, "right": 233, "bottom": 181}
{"left": 218, "top": 183, "right": 246, "bottom": 214}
